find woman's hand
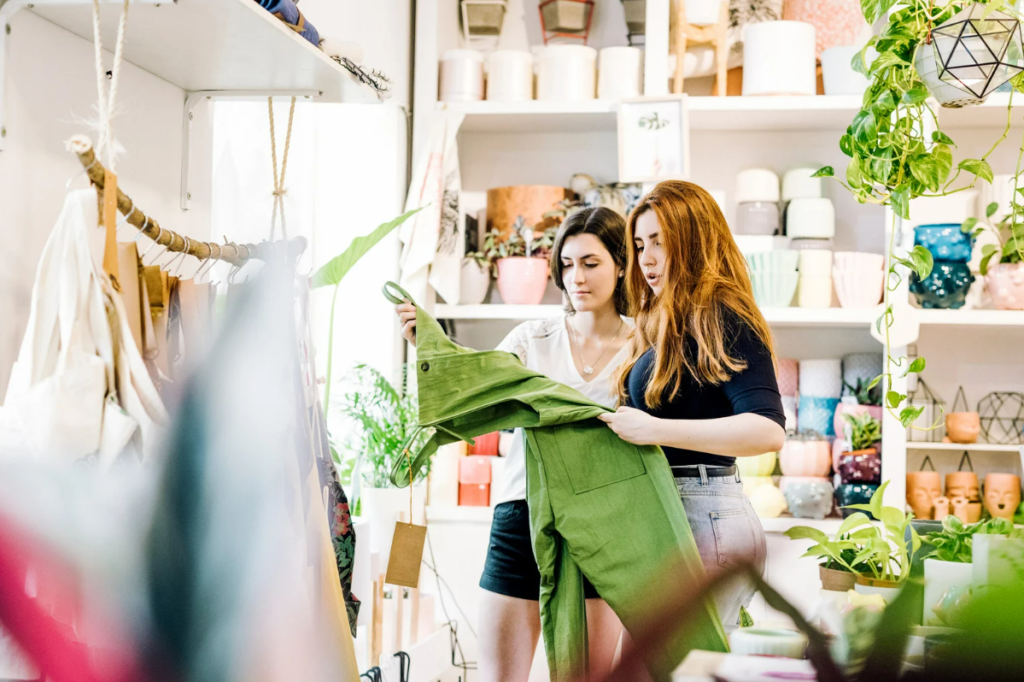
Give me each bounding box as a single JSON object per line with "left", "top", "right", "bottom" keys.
{"left": 598, "top": 406, "right": 661, "bottom": 446}
{"left": 395, "top": 302, "right": 418, "bottom": 345}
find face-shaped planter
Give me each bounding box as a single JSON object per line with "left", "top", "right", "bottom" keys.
{"left": 945, "top": 471, "right": 980, "bottom": 502}
{"left": 984, "top": 473, "right": 1021, "bottom": 521}
{"left": 906, "top": 471, "right": 943, "bottom": 520}
{"left": 838, "top": 450, "right": 881, "bottom": 484}
{"left": 780, "top": 477, "right": 834, "bottom": 520}
{"left": 780, "top": 438, "right": 832, "bottom": 477}
{"left": 836, "top": 483, "right": 878, "bottom": 519}
{"left": 945, "top": 412, "right": 980, "bottom": 444}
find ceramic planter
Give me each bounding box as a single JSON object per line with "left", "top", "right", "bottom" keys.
{"left": 742, "top": 21, "right": 817, "bottom": 96}
{"left": 780, "top": 438, "right": 831, "bottom": 477}
{"left": 799, "top": 359, "right": 842, "bottom": 397}
{"left": 820, "top": 565, "right": 857, "bottom": 592}
{"left": 839, "top": 449, "right": 881, "bottom": 485}
{"left": 833, "top": 403, "right": 883, "bottom": 439}
{"left": 923, "top": 559, "right": 973, "bottom": 626}
{"left": 972, "top": 534, "right": 1010, "bottom": 586}
{"left": 984, "top": 473, "right": 1021, "bottom": 521}
{"left": 797, "top": 396, "right": 840, "bottom": 437}
{"left": 684, "top": 0, "right": 726, "bottom": 26}
{"left": 842, "top": 352, "right": 883, "bottom": 395}
{"left": 750, "top": 270, "right": 799, "bottom": 308}
{"left": 821, "top": 46, "right": 871, "bottom": 96}
{"left": 834, "top": 267, "right": 884, "bottom": 309}
{"left": 914, "top": 43, "right": 986, "bottom": 108}
{"left": 945, "top": 471, "right": 980, "bottom": 503}
{"left": 836, "top": 483, "right": 878, "bottom": 519}
{"left": 985, "top": 263, "right": 1024, "bottom": 310}
{"left": 737, "top": 451, "right": 777, "bottom": 478}
{"left": 460, "top": 259, "right": 491, "bottom": 305}
{"left": 777, "top": 358, "right": 799, "bottom": 397}
{"left": 945, "top": 411, "right": 980, "bottom": 444}
{"left": 496, "top": 257, "right": 549, "bottom": 305}
{"left": 910, "top": 261, "right": 974, "bottom": 309}
{"left": 749, "top": 484, "right": 788, "bottom": 518}
{"left": 540, "top": 0, "right": 592, "bottom": 32}
{"left": 855, "top": 575, "right": 904, "bottom": 604}
{"left": 780, "top": 476, "right": 834, "bottom": 520}
{"left": 915, "top": 224, "right": 974, "bottom": 262}
{"left": 906, "top": 470, "right": 943, "bottom": 520}
{"left": 742, "top": 475, "right": 775, "bottom": 499}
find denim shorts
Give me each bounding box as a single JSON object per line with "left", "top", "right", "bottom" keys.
{"left": 674, "top": 465, "right": 767, "bottom": 629}
{"left": 479, "top": 500, "right": 601, "bottom": 601}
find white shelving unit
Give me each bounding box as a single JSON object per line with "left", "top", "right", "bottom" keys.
{"left": 908, "top": 442, "right": 1024, "bottom": 454}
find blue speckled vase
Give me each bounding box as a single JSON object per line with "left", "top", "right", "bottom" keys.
{"left": 835, "top": 483, "right": 879, "bottom": 519}
{"left": 914, "top": 224, "right": 974, "bottom": 262}
{"left": 910, "top": 261, "right": 974, "bottom": 309}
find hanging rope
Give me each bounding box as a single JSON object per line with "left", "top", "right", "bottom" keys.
{"left": 268, "top": 96, "right": 298, "bottom": 241}
{"left": 90, "top": 0, "right": 131, "bottom": 169}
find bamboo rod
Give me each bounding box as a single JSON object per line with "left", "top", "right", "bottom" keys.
{"left": 67, "top": 135, "right": 306, "bottom": 267}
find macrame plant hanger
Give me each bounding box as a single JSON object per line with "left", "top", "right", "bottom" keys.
{"left": 267, "top": 96, "right": 298, "bottom": 243}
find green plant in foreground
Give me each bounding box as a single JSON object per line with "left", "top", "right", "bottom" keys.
{"left": 843, "top": 412, "right": 882, "bottom": 452}
{"left": 965, "top": 200, "right": 1024, "bottom": 275}
{"left": 814, "top": 0, "right": 1024, "bottom": 434}
{"left": 922, "top": 515, "right": 1013, "bottom": 563}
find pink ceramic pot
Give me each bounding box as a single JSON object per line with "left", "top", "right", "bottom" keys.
{"left": 985, "top": 263, "right": 1024, "bottom": 310}
{"left": 834, "top": 268, "right": 884, "bottom": 309}
{"left": 780, "top": 438, "right": 832, "bottom": 477}
{"left": 496, "top": 257, "right": 549, "bottom": 305}
{"left": 833, "top": 403, "right": 884, "bottom": 440}
{"left": 777, "top": 358, "right": 799, "bottom": 397}
{"left": 783, "top": 0, "right": 869, "bottom": 58}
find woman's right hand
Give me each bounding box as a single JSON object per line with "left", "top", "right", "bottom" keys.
{"left": 395, "top": 302, "right": 418, "bottom": 345}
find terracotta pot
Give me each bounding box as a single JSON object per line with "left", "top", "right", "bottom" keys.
{"left": 945, "top": 412, "right": 980, "bottom": 444}
{"left": 496, "top": 257, "right": 549, "bottom": 305}
{"left": 486, "top": 185, "right": 571, "bottom": 239}
{"left": 985, "top": 262, "right": 1024, "bottom": 310}
{"left": 780, "top": 438, "right": 831, "bottom": 477}
{"left": 984, "top": 473, "right": 1022, "bottom": 521}
{"left": 820, "top": 565, "right": 857, "bottom": 592}
{"left": 945, "top": 471, "right": 980, "bottom": 503}
{"left": 907, "top": 471, "right": 943, "bottom": 520}
{"left": 838, "top": 449, "right": 881, "bottom": 484}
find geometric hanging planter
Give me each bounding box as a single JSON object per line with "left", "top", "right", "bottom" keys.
{"left": 930, "top": 3, "right": 1024, "bottom": 101}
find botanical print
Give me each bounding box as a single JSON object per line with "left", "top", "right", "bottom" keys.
{"left": 436, "top": 170, "right": 461, "bottom": 256}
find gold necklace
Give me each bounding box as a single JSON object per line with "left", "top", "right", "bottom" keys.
{"left": 570, "top": 317, "right": 624, "bottom": 376}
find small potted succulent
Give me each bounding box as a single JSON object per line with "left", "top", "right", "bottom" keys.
{"left": 973, "top": 199, "right": 1024, "bottom": 310}
{"left": 837, "top": 412, "right": 882, "bottom": 484}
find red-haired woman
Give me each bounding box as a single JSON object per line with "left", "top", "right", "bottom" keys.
{"left": 600, "top": 180, "right": 786, "bottom": 629}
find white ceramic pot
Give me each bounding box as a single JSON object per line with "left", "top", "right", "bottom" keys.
{"left": 743, "top": 21, "right": 817, "bottom": 96}
{"left": 798, "top": 249, "right": 833, "bottom": 277}
{"left": 537, "top": 45, "right": 597, "bottom": 101}
{"left": 440, "top": 49, "right": 485, "bottom": 102}
{"left": 834, "top": 268, "right": 884, "bottom": 309}
{"left": 782, "top": 167, "right": 823, "bottom": 202}
{"left": 736, "top": 168, "right": 781, "bottom": 203}
{"left": 923, "top": 559, "right": 973, "bottom": 626}
{"left": 735, "top": 201, "right": 781, "bottom": 235}
{"left": 486, "top": 50, "right": 534, "bottom": 101}
{"left": 598, "top": 46, "right": 643, "bottom": 99}
{"left": 798, "top": 276, "right": 833, "bottom": 308}
{"left": 684, "top": 0, "right": 726, "bottom": 26}
{"left": 914, "top": 43, "right": 985, "bottom": 108}
{"left": 786, "top": 198, "right": 836, "bottom": 239}
{"left": 834, "top": 251, "right": 885, "bottom": 272}
{"left": 361, "top": 484, "right": 428, "bottom": 573}
{"left": 799, "top": 359, "right": 842, "bottom": 398}
{"left": 729, "top": 628, "right": 808, "bottom": 658}
{"left": 821, "top": 46, "right": 870, "bottom": 96}
{"left": 460, "top": 259, "right": 491, "bottom": 305}
{"left": 973, "top": 534, "right": 1010, "bottom": 586}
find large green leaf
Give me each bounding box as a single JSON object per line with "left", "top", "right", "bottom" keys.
{"left": 312, "top": 207, "right": 424, "bottom": 289}
{"left": 838, "top": 511, "right": 873, "bottom": 537}
{"left": 959, "top": 158, "right": 995, "bottom": 183}
{"left": 785, "top": 527, "right": 830, "bottom": 543}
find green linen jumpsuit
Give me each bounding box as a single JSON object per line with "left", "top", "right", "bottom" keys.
{"left": 386, "top": 286, "right": 728, "bottom": 681}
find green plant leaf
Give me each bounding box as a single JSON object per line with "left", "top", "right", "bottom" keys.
{"left": 847, "top": 156, "right": 864, "bottom": 188}
{"left": 871, "top": 146, "right": 894, "bottom": 184}
{"left": 958, "top": 158, "right": 995, "bottom": 183}
{"left": 933, "top": 144, "right": 953, "bottom": 185}
{"left": 840, "top": 133, "right": 855, "bottom": 157}
{"left": 900, "top": 405, "right": 925, "bottom": 427}
{"left": 869, "top": 47, "right": 909, "bottom": 72}
{"left": 987, "top": 201, "right": 1000, "bottom": 218}
{"left": 944, "top": 515, "right": 965, "bottom": 533}
{"left": 784, "top": 526, "right": 831, "bottom": 543}
{"left": 887, "top": 390, "right": 904, "bottom": 409}
{"left": 812, "top": 166, "right": 835, "bottom": 178}
{"left": 932, "top": 130, "right": 955, "bottom": 146}
{"left": 902, "top": 85, "right": 930, "bottom": 105}
{"left": 852, "top": 110, "right": 878, "bottom": 145}
{"left": 908, "top": 245, "right": 935, "bottom": 279}
{"left": 838, "top": 512, "right": 873, "bottom": 537}
{"left": 312, "top": 207, "right": 424, "bottom": 289}
{"left": 868, "top": 374, "right": 882, "bottom": 390}
{"left": 904, "top": 357, "right": 926, "bottom": 376}
{"left": 891, "top": 187, "right": 910, "bottom": 219}
{"left": 980, "top": 249, "right": 997, "bottom": 275}
{"left": 962, "top": 217, "right": 979, "bottom": 234}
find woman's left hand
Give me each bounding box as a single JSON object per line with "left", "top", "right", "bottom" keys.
{"left": 598, "top": 406, "right": 661, "bottom": 446}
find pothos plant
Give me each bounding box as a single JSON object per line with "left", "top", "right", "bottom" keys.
{"left": 965, "top": 199, "right": 1024, "bottom": 275}
{"left": 815, "top": 0, "right": 1024, "bottom": 433}
{"left": 466, "top": 217, "right": 559, "bottom": 275}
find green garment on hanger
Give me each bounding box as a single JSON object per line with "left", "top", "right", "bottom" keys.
{"left": 386, "top": 286, "right": 728, "bottom": 681}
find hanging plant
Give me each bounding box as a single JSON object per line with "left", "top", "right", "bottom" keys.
{"left": 814, "top": 0, "right": 1024, "bottom": 432}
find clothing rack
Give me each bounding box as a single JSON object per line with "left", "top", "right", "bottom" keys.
{"left": 68, "top": 135, "right": 307, "bottom": 267}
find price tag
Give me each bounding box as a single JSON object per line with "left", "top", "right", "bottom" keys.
{"left": 384, "top": 522, "right": 426, "bottom": 589}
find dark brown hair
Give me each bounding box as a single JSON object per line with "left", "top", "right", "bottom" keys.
{"left": 550, "top": 207, "right": 629, "bottom": 316}
{"left": 615, "top": 181, "right": 776, "bottom": 409}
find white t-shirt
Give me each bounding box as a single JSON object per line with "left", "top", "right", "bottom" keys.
{"left": 492, "top": 315, "right": 632, "bottom": 505}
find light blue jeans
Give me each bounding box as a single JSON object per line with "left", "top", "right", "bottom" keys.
{"left": 674, "top": 465, "right": 767, "bottom": 630}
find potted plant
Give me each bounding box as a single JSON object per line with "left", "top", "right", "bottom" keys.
{"left": 460, "top": 251, "right": 492, "bottom": 305}
{"left": 833, "top": 377, "right": 884, "bottom": 437}
{"left": 921, "top": 516, "right": 1012, "bottom": 625}
{"left": 838, "top": 412, "right": 882, "bottom": 484}
{"left": 486, "top": 217, "right": 558, "bottom": 305}
{"left": 784, "top": 520, "right": 875, "bottom": 593}
{"left": 841, "top": 481, "right": 921, "bottom": 601}
{"left": 779, "top": 431, "right": 831, "bottom": 477}
{"left": 973, "top": 200, "right": 1024, "bottom": 310}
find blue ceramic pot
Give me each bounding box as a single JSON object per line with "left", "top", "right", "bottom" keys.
{"left": 835, "top": 483, "right": 879, "bottom": 519}
{"left": 909, "top": 261, "right": 974, "bottom": 309}
{"left": 914, "top": 224, "right": 974, "bottom": 262}
{"left": 798, "top": 396, "right": 840, "bottom": 437}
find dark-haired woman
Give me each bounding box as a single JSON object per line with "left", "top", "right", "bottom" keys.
{"left": 395, "top": 207, "right": 632, "bottom": 682}
{"left": 601, "top": 181, "right": 787, "bottom": 631}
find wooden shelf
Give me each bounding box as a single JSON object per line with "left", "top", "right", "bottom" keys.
{"left": 908, "top": 442, "right": 1023, "bottom": 453}
{"left": 25, "top": 0, "right": 381, "bottom": 102}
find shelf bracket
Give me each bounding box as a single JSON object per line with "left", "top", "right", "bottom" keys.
{"left": 179, "top": 89, "right": 320, "bottom": 210}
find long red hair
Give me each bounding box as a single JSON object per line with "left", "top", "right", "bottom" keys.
{"left": 616, "top": 180, "right": 775, "bottom": 409}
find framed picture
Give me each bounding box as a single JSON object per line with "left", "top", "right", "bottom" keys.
{"left": 617, "top": 95, "right": 691, "bottom": 184}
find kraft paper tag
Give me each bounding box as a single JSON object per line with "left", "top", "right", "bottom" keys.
{"left": 102, "top": 170, "right": 120, "bottom": 289}
{"left": 384, "top": 522, "right": 426, "bottom": 588}
{"left": 116, "top": 242, "right": 143, "bottom": 354}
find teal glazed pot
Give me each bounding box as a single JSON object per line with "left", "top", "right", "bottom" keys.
{"left": 836, "top": 483, "right": 879, "bottom": 519}
{"left": 909, "top": 261, "right": 974, "bottom": 309}
{"left": 914, "top": 224, "right": 974, "bottom": 262}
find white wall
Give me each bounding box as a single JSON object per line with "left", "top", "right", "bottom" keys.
{"left": 0, "top": 9, "right": 213, "bottom": 397}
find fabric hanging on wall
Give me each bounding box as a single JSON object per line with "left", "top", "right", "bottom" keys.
{"left": 393, "top": 301, "right": 728, "bottom": 682}
{"left": 398, "top": 111, "right": 465, "bottom": 306}
{"left": 1, "top": 189, "right": 167, "bottom": 467}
